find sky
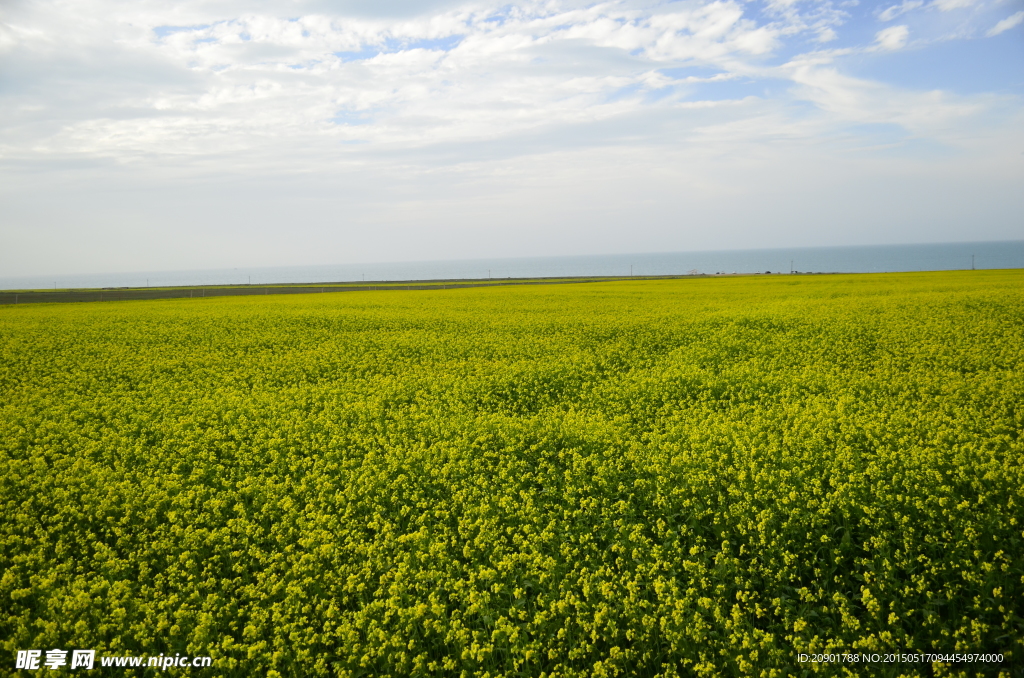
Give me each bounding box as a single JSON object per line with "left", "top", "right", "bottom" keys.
{"left": 0, "top": 0, "right": 1022, "bottom": 278}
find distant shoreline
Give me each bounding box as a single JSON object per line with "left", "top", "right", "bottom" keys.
{"left": 4, "top": 240, "right": 1020, "bottom": 292}
{"left": 0, "top": 269, "right": 1001, "bottom": 306}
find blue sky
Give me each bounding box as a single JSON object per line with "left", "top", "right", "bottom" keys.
{"left": 0, "top": 0, "right": 1021, "bottom": 277}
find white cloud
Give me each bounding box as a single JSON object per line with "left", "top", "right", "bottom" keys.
{"left": 814, "top": 27, "right": 837, "bottom": 42}
{"left": 877, "top": 0, "right": 923, "bottom": 22}
{"left": 0, "top": 1, "right": 1012, "bottom": 167}
{"left": 0, "top": 0, "right": 809, "bottom": 161}
{"left": 987, "top": 10, "right": 1024, "bottom": 36}
{"left": 784, "top": 60, "right": 986, "bottom": 139}
{"left": 874, "top": 24, "right": 909, "bottom": 50}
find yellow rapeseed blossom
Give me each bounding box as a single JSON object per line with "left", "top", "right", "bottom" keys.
{"left": 1, "top": 270, "right": 1021, "bottom": 676}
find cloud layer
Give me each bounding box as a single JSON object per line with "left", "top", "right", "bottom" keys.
{"left": 1, "top": 0, "right": 1022, "bottom": 277}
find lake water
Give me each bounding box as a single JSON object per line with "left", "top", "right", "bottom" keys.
{"left": 3, "top": 240, "right": 1022, "bottom": 290}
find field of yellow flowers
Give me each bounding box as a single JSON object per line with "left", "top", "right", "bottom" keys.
{"left": 1, "top": 271, "right": 1021, "bottom": 677}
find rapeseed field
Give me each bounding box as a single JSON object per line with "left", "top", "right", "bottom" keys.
{"left": 1, "top": 271, "right": 1021, "bottom": 677}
